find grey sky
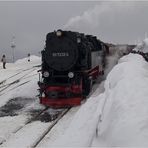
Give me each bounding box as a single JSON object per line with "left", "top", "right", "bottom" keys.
{"left": 0, "top": 1, "right": 148, "bottom": 62}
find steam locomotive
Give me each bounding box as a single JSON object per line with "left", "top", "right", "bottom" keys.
{"left": 38, "top": 30, "right": 109, "bottom": 107}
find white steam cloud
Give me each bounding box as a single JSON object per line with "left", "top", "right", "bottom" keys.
{"left": 63, "top": 1, "right": 136, "bottom": 42}
{"left": 64, "top": 4, "right": 110, "bottom": 29}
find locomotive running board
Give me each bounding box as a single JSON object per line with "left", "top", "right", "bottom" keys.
{"left": 40, "top": 97, "right": 81, "bottom": 108}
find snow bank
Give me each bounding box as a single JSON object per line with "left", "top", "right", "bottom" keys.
{"left": 96, "top": 53, "right": 148, "bottom": 147}
{"left": 51, "top": 52, "right": 148, "bottom": 147}
{"left": 15, "top": 55, "right": 41, "bottom": 65}
{"left": 133, "top": 38, "right": 148, "bottom": 53}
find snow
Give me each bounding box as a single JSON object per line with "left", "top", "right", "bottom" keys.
{"left": 0, "top": 55, "right": 41, "bottom": 107}
{"left": 0, "top": 115, "right": 27, "bottom": 144}
{"left": 2, "top": 121, "right": 50, "bottom": 147}
{"left": 15, "top": 55, "right": 41, "bottom": 65}
{"left": 12, "top": 74, "right": 39, "bottom": 98}
{"left": 93, "top": 53, "right": 148, "bottom": 147}
{"left": 0, "top": 55, "right": 45, "bottom": 146}
{"left": 43, "top": 81, "right": 105, "bottom": 147}
{"left": 0, "top": 55, "right": 41, "bottom": 83}
{"left": 43, "top": 49, "right": 148, "bottom": 147}
{"left": 1, "top": 45, "right": 148, "bottom": 147}
{"left": 133, "top": 38, "right": 148, "bottom": 53}
{"left": 34, "top": 107, "right": 80, "bottom": 147}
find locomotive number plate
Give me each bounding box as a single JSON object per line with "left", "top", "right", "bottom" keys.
{"left": 52, "top": 52, "right": 69, "bottom": 57}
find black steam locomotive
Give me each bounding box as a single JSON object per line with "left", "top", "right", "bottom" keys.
{"left": 38, "top": 30, "right": 108, "bottom": 107}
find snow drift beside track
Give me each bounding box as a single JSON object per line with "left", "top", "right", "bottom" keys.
{"left": 133, "top": 38, "right": 148, "bottom": 53}
{"left": 96, "top": 53, "right": 148, "bottom": 146}
{"left": 50, "top": 49, "right": 148, "bottom": 147}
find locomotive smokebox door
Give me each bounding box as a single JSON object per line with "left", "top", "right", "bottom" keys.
{"left": 45, "top": 33, "right": 78, "bottom": 71}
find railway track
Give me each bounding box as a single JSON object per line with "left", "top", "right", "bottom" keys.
{"left": 0, "top": 107, "right": 48, "bottom": 145}
{"left": 0, "top": 74, "right": 38, "bottom": 96}
{"left": 32, "top": 108, "right": 70, "bottom": 148}
{"left": 13, "top": 107, "right": 49, "bottom": 134}
{"left": 0, "top": 68, "right": 38, "bottom": 95}
{"left": 0, "top": 65, "right": 40, "bottom": 86}
{"left": 0, "top": 107, "right": 70, "bottom": 146}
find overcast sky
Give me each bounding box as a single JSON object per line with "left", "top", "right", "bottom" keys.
{"left": 0, "top": 1, "right": 148, "bottom": 62}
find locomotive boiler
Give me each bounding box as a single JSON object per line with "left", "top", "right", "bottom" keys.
{"left": 38, "top": 30, "right": 108, "bottom": 107}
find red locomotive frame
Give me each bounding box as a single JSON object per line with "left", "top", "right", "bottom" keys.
{"left": 39, "top": 66, "right": 103, "bottom": 108}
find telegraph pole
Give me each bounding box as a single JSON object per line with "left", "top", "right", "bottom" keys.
{"left": 11, "top": 36, "right": 16, "bottom": 63}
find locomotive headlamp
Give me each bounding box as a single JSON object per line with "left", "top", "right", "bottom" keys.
{"left": 56, "top": 30, "right": 62, "bottom": 37}
{"left": 42, "top": 93, "right": 45, "bottom": 97}
{"left": 43, "top": 71, "right": 49, "bottom": 77}
{"left": 68, "top": 72, "right": 74, "bottom": 78}
{"left": 77, "top": 38, "right": 81, "bottom": 43}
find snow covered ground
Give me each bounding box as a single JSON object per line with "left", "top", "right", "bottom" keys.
{"left": 1, "top": 42, "right": 147, "bottom": 147}
{"left": 37, "top": 45, "right": 126, "bottom": 147}
{"left": 93, "top": 53, "right": 148, "bottom": 147}
{"left": 40, "top": 40, "right": 148, "bottom": 147}
{"left": 92, "top": 39, "right": 148, "bottom": 147}
{"left": 0, "top": 56, "right": 46, "bottom": 145}
{"left": 0, "top": 55, "right": 42, "bottom": 109}
{"left": 0, "top": 50, "right": 119, "bottom": 147}
{"left": 0, "top": 55, "right": 81, "bottom": 147}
